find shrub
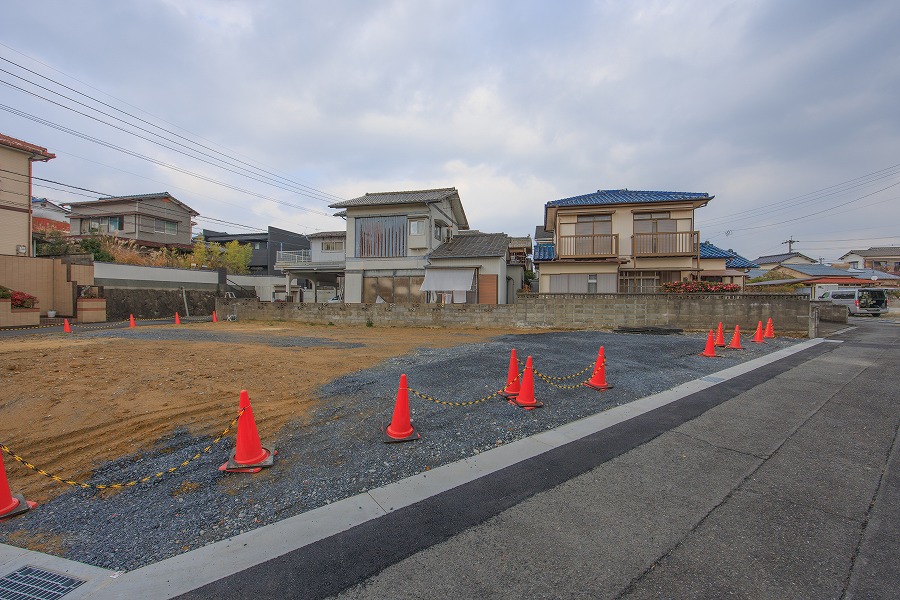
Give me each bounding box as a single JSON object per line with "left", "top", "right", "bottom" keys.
{"left": 662, "top": 281, "right": 742, "bottom": 294}
{"left": 10, "top": 290, "right": 38, "bottom": 308}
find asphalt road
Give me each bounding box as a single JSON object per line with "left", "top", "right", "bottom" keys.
{"left": 175, "top": 319, "right": 899, "bottom": 600}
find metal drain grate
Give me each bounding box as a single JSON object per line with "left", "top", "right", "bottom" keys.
{"left": 0, "top": 566, "right": 85, "bottom": 600}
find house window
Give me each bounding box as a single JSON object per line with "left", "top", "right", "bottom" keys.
{"left": 409, "top": 219, "right": 426, "bottom": 236}
{"left": 434, "top": 224, "right": 442, "bottom": 241}
{"left": 848, "top": 261, "right": 858, "bottom": 269}
{"left": 154, "top": 219, "right": 178, "bottom": 235}
{"left": 355, "top": 216, "right": 407, "bottom": 258}
{"left": 618, "top": 270, "right": 680, "bottom": 292}
{"left": 633, "top": 212, "right": 677, "bottom": 233}
{"left": 322, "top": 240, "right": 344, "bottom": 252}
{"left": 81, "top": 216, "right": 124, "bottom": 234}
{"left": 253, "top": 242, "right": 265, "bottom": 250}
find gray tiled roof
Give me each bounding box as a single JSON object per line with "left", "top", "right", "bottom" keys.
{"left": 430, "top": 232, "right": 509, "bottom": 259}
{"left": 67, "top": 192, "right": 200, "bottom": 216}
{"left": 508, "top": 236, "right": 532, "bottom": 249}
{"left": 775, "top": 263, "right": 850, "bottom": 277}
{"left": 753, "top": 252, "right": 816, "bottom": 265}
{"left": 329, "top": 188, "right": 458, "bottom": 208}
{"left": 534, "top": 226, "right": 552, "bottom": 241}
{"left": 546, "top": 189, "right": 712, "bottom": 208}
{"left": 844, "top": 246, "right": 900, "bottom": 258}
{"left": 308, "top": 230, "right": 346, "bottom": 239}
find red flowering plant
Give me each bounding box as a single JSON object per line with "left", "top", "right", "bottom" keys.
{"left": 661, "top": 281, "right": 741, "bottom": 294}
{"left": 0, "top": 286, "right": 38, "bottom": 308}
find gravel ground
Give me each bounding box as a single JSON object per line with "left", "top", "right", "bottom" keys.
{"left": 0, "top": 328, "right": 798, "bottom": 571}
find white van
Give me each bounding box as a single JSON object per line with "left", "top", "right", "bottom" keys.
{"left": 817, "top": 287, "right": 889, "bottom": 316}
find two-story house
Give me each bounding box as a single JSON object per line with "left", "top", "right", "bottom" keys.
{"left": 67, "top": 192, "right": 199, "bottom": 250}
{"left": 535, "top": 189, "right": 714, "bottom": 293}
{"left": 838, "top": 247, "right": 900, "bottom": 274}
{"left": 0, "top": 133, "right": 56, "bottom": 256}
{"left": 327, "top": 188, "right": 469, "bottom": 303}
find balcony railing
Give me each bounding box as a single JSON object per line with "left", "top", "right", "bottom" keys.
{"left": 557, "top": 234, "right": 619, "bottom": 258}
{"left": 632, "top": 231, "right": 699, "bottom": 257}
{"left": 275, "top": 250, "right": 311, "bottom": 265}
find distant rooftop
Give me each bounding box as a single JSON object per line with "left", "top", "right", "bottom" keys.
{"left": 775, "top": 263, "right": 851, "bottom": 277}
{"left": 753, "top": 251, "right": 816, "bottom": 265}
{"left": 841, "top": 246, "right": 900, "bottom": 258}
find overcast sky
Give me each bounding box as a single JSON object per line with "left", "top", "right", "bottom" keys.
{"left": 2, "top": 0, "right": 898, "bottom": 262}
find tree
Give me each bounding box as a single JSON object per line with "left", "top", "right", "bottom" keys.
{"left": 221, "top": 240, "right": 252, "bottom": 274}
{"left": 76, "top": 235, "right": 114, "bottom": 263}
{"left": 34, "top": 226, "right": 74, "bottom": 256}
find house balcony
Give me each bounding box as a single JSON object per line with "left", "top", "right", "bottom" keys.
{"left": 632, "top": 231, "right": 699, "bottom": 257}
{"left": 275, "top": 250, "right": 311, "bottom": 266}
{"left": 275, "top": 250, "right": 345, "bottom": 272}
{"left": 557, "top": 234, "right": 619, "bottom": 259}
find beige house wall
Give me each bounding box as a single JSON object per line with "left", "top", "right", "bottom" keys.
{"left": 0, "top": 146, "right": 33, "bottom": 256}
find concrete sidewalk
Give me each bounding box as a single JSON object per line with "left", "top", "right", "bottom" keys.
{"left": 320, "top": 321, "right": 898, "bottom": 599}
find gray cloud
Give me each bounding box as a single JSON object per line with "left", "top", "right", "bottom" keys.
{"left": 2, "top": 0, "right": 898, "bottom": 257}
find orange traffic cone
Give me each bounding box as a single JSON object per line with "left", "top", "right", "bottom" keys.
{"left": 510, "top": 356, "right": 543, "bottom": 409}
{"left": 764, "top": 318, "right": 775, "bottom": 339}
{"left": 219, "top": 390, "right": 275, "bottom": 473}
{"left": 0, "top": 451, "right": 35, "bottom": 520}
{"left": 727, "top": 325, "right": 743, "bottom": 350}
{"left": 714, "top": 322, "right": 725, "bottom": 347}
{"left": 699, "top": 330, "right": 718, "bottom": 357}
{"left": 129, "top": 314, "right": 136, "bottom": 328}
{"left": 584, "top": 346, "right": 613, "bottom": 390}
{"left": 174, "top": 312, "right": 181, "bottom": 325}
{"left": 63, "top": 319, "right": 72, "bottom": 334}
{"left": 501, "top": 349, "right": 521, "bottom": 398}
{"left": 212, "top": 311, "right": 218, "bottom": 323}
{"left": 385, "top": 374, "right": 420, "bottom": 442}
{"left": 752, "top": 321, "right": 765, "bottom": 343}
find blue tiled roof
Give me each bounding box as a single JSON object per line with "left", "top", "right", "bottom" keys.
{"left": 699, "top": 242, "right": 731, "bottom": 259}
{"left": 699, "top": 242, "right": 758, "bottom": 269}
{"left": 546, "top": 189, "right": 712, "bottom": 208}
{"left": 533, "top": 243, "right": 555, "bottom": 261}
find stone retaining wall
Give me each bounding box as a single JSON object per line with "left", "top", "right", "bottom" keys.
{"left": 218, "top": 293, "right": 822, "bottom": 336}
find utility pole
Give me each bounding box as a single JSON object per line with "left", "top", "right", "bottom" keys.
{"left": 782, "top": 237, "right": 799, "bottom": 253}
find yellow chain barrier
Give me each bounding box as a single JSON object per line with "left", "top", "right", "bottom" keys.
{"left": 409, "top": 387, "right": 506, "bottom": 407}
{"left": 0, "top": 408, "right": 244, "bottom": 490}
{"left": 1, "top": 315, "right": 216, "bottom": 333}
{"left": 518, "top": 359, "right": 595, "bottom": 381}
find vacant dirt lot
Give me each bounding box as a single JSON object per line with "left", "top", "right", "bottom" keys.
{"left": 0, "top": 321, "right": 503, "bottom": 502}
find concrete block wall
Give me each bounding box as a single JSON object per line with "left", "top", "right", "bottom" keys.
{"left": 218, "top": 293, "right": 816, "bottom": 335}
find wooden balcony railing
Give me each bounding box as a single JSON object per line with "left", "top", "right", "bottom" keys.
{"left": 632, "top": 231, "right": 699, "bottom": 257}
{"left": 557, "top": 234, "right": 619, "bottom": 258}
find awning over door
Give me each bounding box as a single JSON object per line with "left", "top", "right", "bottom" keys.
{"left": 420, "top": 268, "right": 476, "bottom": 292}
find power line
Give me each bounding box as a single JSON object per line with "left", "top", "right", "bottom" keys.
{"left": 0, "top": 103, "right": 336, "bottom": 218}
{"left": 700, "top": 162, "right": 900, "bottom": 227}
{"left": 0, "top": 77, "right": 342, "bottom": 204}
{"left": 0, "top": 50, "right": 346, "bottom": 204}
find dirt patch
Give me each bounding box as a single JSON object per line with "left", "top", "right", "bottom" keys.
{"left": 0, "top": 321, "right": 503, "bottom": 502}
